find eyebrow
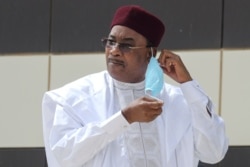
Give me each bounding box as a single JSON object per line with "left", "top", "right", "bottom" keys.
{"left": 109, "top": 35, "right": 135, "bottom": 43}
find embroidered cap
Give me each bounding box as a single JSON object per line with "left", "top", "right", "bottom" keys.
{"left": 110, "top": 5, "right": 165, "bottom": 47}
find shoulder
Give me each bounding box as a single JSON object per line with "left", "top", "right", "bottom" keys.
{"left": 163, "top": 82, "right": 183, "bottom": 97}
{"left": 161, "top": 82, "right": 188, "bottom": 106}
{"left": 44, "top": 71, "right": 112, "bottom": 103}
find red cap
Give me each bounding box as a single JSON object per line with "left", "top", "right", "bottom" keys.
{"left": 110, "top": 5, "right": 165, "bottom": 47}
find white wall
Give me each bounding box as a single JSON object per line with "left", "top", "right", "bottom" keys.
{"left": 0, "top": 49, "right": 249, "bottom": 147}
{"left": 221, "top": 50, "right": 250, "bottom": 145}
{"left": 0, "top": 55, "right": 48, "bottom": 147}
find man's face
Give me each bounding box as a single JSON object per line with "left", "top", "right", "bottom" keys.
{"left": 105, "top": 25, "right": 150, "bottom": 83}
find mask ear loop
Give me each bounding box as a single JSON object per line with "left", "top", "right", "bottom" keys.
{"left": 150, "top": 47, "right": 154, "bottom": 57}
{"left": 147, "top": 47, "right": 154, "bottom": 62}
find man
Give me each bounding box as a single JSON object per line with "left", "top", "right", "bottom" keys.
{"left": 42, "top": 5, "right": 228, "bottom": 167}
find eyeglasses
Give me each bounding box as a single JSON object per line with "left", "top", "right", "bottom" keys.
{"left": 101, "top": 38, "right": 149, "bottom": 53}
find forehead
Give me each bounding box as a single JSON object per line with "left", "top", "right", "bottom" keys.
{"left": 109, "top": 25, "right": 147, "bottom": 43}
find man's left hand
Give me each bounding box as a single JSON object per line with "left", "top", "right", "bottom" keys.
{"left": 158, "top": 49, "right": 192, "bottom": 83}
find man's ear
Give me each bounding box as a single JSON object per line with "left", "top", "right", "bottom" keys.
{"left": 147, "top": 49, "right": 152, "bottom": 62}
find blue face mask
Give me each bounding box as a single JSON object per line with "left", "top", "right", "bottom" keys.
{"left": 145, "top": 55, "right": 164, "bottom": 97}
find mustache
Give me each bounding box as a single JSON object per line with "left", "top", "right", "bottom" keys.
{"left": 108, "top": 58, "right": 125, "bottom": 66}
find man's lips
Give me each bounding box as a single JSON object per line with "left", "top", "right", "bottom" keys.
{"left": 108, "top": 58, "right": 125, "bottom": 67}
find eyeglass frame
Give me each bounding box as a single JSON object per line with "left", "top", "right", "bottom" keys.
{"left": 101, "top": 38, "right": 152, "bottom": 53}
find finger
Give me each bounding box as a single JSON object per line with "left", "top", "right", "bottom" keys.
{"left": 142, "top": 96, "right": 162, "bottom": 102}
{"left": 164, "top": 58, "right": 174, "bottom": 73}
{"left": 146, "top": 108, "right": 162, "bottom": 117}
{"left": 158, "top": 50, "right": 165, "bottom": 64}
{"left": 158, "top": 49, "right": 170, "bottom": 66}
{"left": 148, "top": 101, "right": 164, "bottom": 110}
{"left": 143, "top": 96, "right": 155, "bottom": 100}
{"left": 159, "top": 50, "right": 176, "bottom": 69}
{"left": 143, "top": 101, "right": 163, "bottom": 110}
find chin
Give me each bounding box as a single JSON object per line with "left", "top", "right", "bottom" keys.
{"left": 108, "top": 71, "right": 129, "bottom": 82}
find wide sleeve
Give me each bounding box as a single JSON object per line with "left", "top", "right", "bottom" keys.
{"left": 42, "top": 92, "right": 130, "bottom": 167}
{"left": 180, "top": 80, "right": 229, "bottom": 164}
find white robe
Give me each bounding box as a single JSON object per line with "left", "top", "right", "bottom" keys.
{"left": 42, "top": 71, "right": 228, "bottom": 167}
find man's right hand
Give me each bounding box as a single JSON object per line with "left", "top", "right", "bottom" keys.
{"left": 121, "top": 96, "right": 164, "bottom": 124}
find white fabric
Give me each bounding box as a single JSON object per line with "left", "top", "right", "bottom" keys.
{"left": 113, "top": 79, "right": 162, "bottom": 167}
{"left": 42, "top": 71, "right": 228, "bottom": 167}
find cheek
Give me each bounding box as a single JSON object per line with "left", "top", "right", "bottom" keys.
{"left": 104, "top": 49, "right": 109, "bottom": 57}
{"left": 105, "top": 49, "right": 109, "bottom": 62}
{"left": 128, "top": 55, "right": 148, "bottom": 71}
{"left": 136, "top": 52, "right": 149, "bottom": 65}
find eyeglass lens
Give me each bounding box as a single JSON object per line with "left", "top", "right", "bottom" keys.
{"left": 102, "top": 39, "right": 131, "bottom": 52}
